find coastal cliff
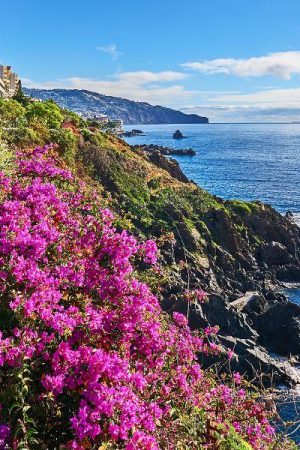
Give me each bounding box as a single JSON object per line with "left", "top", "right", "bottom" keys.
{"left": 78, "top": 134, "right": 300, "bottom": 384}
{"left": 0, "top": 95, "right": 299, "bottom": 448}
{"left": 2, "top": 95, "right": 300, "bottom": 383}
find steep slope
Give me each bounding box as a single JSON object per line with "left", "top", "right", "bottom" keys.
{"left": 1, "top": 95, "right": 299, "bottom": 387}
{"left": 23, "top": 88, "right": 209, "bottom": 124}
{"left": 77, "top": 136, "right": 300, "bottom": 385}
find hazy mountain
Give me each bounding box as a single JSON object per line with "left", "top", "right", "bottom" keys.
{"left": 24, "top": 88, "right": 209, "bottom": 125}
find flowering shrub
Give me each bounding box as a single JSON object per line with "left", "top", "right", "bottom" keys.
{"left": 0, "top": 146, "right": 279, "bottom": 449}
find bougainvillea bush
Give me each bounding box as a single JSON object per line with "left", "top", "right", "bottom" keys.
{"left": 0, "top": 146, "right": 282, "bottom": 449}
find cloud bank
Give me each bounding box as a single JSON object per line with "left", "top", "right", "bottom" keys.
{"left": 182, "top": 51, "right": 300, "bottom": 79}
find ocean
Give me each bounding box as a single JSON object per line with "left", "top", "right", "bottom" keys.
{"left": 124, "top": 123, "right": 300, "bottom": 214}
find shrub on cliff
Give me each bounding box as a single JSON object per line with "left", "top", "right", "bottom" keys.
{"left": 25, "top": 100, "right": 64, "bottom": 129}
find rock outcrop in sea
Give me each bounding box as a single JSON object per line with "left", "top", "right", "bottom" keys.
{"left": 173, "top": 129, "right": 185, "bottom": 139}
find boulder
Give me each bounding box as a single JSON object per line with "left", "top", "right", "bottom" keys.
{"left": 173, "top": 129, "right": 184, "bottom": 139}
{"left": 184, "top": 294, "right": 257, "bottom": 340}
{"left": 230, "top": 291, "right": 268, "bottom": 314}
{"left": 252, "top": 302, "right": 300, "bottom": 355}
{"left": 219, "top": 336, "right": 300, "bottom": 387}
{"left": 257, "top": 241, "right": 294, "bottom": 266}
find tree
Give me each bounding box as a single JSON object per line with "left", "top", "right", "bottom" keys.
{"left": 12, "top": 80, "right": 30, "bottom": 106}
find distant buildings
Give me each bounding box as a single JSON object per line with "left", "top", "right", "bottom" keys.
{"left": 78, "top": 112, "right": 109, "bottom": 123}
{"left": 91, "top": 114, "right": 109, "bottom": 124}
{"left": 78, "top": 113, "right": 123, "bottom": 133}
{"left": 111, "top": 119, "right": 124, "bottom": 133}
{"left": 0, "top": 65, "right": 19, "bottom": 98}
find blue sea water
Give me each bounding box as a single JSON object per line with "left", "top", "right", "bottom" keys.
{"left": 124, "top": 123, "right": 300, "bottom": 213}
{"left": 284, "top": 288, "right": 300, "bottom": 306}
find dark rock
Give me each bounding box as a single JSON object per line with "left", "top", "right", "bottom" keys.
{"left": 171, "top": 294, "right": 257, "bottom": 340}
{"left": 132, "top": 129, "right": 143, "bottom": 134}
{"left": 121, "top": 129, "right": 145, "bottom": 137}
{"left": 230, "top": 291, "right": 268, "bottom": 315}
{"left": 246, "top": 293, "right": 269, "bottom": 314}
{"left": 173, "top": 129, "right": 185, "bottom": 139}
{"left": 257, "top": 241, "right": 294, "bottom": 266}
{"left": 218, "top": 336, "right": 300, "bottom": 387}
{"left": 132, "top": 144, "right": 196, "bottom": 156}
{"left": 245, "top": 208, "right": 299, "bottom": 255}
{"left": 252, "top": 302, "right": 300, "bottom": 355}
{"left": 167, "top": 293, "right": 300, "bottom": 387}
{"left": 204, "top": 209, "right": 245, "bottom": 254}
{"left": 277, "top": 264, "right": 300, "bottom": 282}
{"left": 175, "top": 221, "right": 202, "bottom": 251}
{"left": 146, "top": 152, "right": 190, "bottom": 183}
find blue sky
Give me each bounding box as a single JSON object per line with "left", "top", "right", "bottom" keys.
{"left": 1, "top": 0, "right": 300, "bottom": 122}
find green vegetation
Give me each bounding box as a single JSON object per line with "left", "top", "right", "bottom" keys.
{"left": 220, "top": 430, "right": 253, "bottom": 450}
{"left": 0, "top": 144, "right": 16, "bottom": 176}
{"left": 228, "top": 199, "right": 259, "bottom": 216}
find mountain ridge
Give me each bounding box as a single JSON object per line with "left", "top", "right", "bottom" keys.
{"left": 23, "top": 87, "right": 209, "bottom": 125}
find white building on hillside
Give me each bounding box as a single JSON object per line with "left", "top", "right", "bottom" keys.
{"left": 0, "top": 65, "right": 19, "bottom": 98}
{"left": 0, "top": 77, "right": 6, "bottom": 97}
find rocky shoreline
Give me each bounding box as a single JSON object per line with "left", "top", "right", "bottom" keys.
{"left": 120, "top": 129, "right": 146, "bottom": 137}
{"left": 147, "top": 154, "right": 300, "bottom": 387}
{"left": 132, "top": 143, "right": 196, "bottom": 156}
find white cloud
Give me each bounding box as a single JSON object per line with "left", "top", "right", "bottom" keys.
{"left": 116, "top": 71, "right": 187, "bottom": 83}
{"left": 180, "top": 86, "right": 300, "bottom": 122}
{"left": 211, "top": 86, "right": 300, "bottom": 104}
{"left": 182, "top": 51, "right": 300, "bottom": 79}
{"left": 96, "top": 43, "right": 122, "bottom": 60}
{"left": 180, "top": 103, "right": 300, "bottom": 122}
{"left": 23, "top": 70, "right": 194, "bottom": 106}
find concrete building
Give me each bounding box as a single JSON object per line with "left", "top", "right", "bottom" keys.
{"left": 0, "top": 65, "right": 19, "bottom": 98}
